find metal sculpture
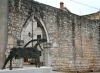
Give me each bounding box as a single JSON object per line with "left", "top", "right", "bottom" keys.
{"left": 2, "top": 38, "right": 47, "bottom": 70}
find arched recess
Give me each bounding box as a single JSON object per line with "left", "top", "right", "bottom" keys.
{"left": 21, "top": 15, "right": 49, "bottom": 42}
{"left": 20, "top": 14, "right": 51, "bottom": 66}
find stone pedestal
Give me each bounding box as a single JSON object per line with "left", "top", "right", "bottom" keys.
{"left": 0, "top": 67, "right": 52, "bottom": 73}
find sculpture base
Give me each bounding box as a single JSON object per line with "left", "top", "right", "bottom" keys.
{"left": 0, "top": 67, "right": 52, "bottom": 73}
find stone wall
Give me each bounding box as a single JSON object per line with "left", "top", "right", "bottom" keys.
{"left": 3, "top": 0, "right": 100, "bottom": 72}
{"left": 0, "top": 0, "right": 8, "bottom": 68}
{"left": 30, "top": 1, "right": 100, "bottom": 72}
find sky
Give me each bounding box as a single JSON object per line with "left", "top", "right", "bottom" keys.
{"left": 34, "top": 0, "right": 100, "bottom": 15}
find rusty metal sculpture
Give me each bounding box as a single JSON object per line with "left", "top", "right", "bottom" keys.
{"left": 2, "top": 38, "right": 47, "bottom": 70}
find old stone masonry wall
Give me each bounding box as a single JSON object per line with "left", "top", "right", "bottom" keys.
{"left": 8, "top": 0, "right": 100, "bottom": 72}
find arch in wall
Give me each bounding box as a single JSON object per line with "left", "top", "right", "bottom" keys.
{"left": 21, "top": 15, "right": 49, "bottom": 42}
{"left": 20, "top": 14, "right": 51, "bottom": 66}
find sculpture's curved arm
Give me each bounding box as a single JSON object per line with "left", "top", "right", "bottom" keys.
{"left": 24, "top": 38, "right": 47, "bottom": 48}
{"left": 39, "top": 44, "right": 43, "bottom": 51}
{"left": 24, "top": 39, "right": 37, "bottom": 48}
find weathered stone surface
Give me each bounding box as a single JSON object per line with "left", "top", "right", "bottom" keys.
{"left": 1, "top": 0, "right": 100, "bottom": 72}
{"left": 0, "top": 0, "right": 8, "bottom": 69}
